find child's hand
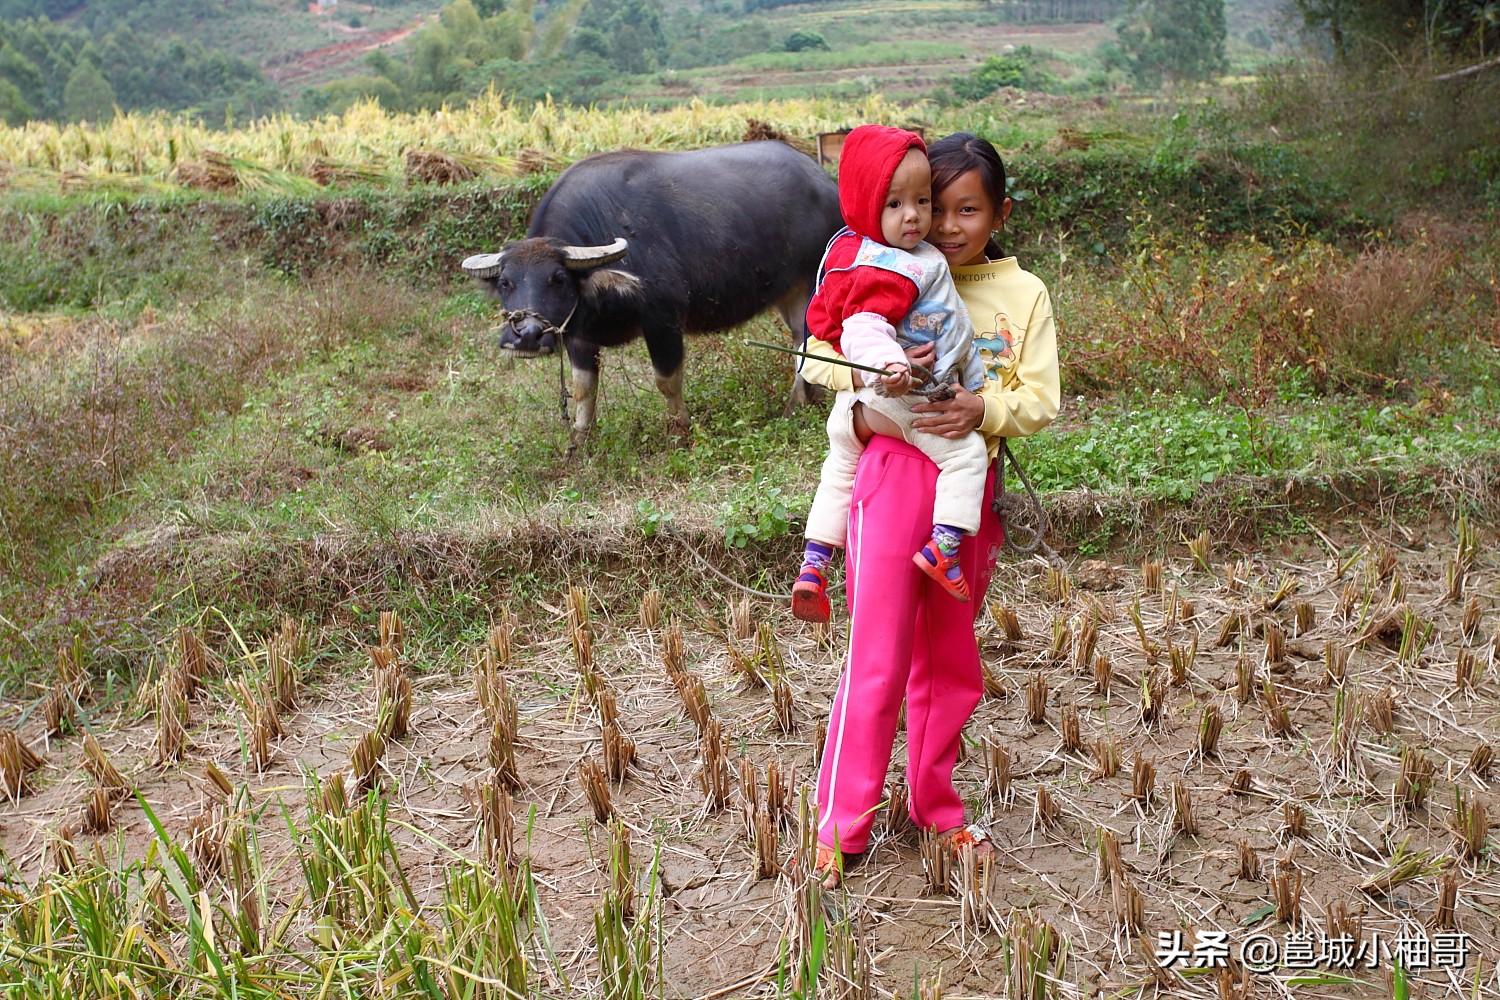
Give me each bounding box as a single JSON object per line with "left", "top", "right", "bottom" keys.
{"left": 879, "top": 363, "right": 913, "bottom": 397}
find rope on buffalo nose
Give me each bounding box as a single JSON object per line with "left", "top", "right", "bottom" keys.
{"left": 498, "top": 305, "right": 577, "bottom": 423}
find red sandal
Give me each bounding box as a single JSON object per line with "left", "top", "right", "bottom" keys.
{"left": 913, "top": 540, "right": 970, "bottom": 602}
{"left": 791, "top": 565, "right": 831, "bottom": 623}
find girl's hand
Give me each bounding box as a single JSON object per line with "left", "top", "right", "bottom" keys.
{"left": 850, "top": 344, "right": 935, "bottom": 388}
{"left": 911, "top": 385, "right": 985, "bottom": 438}
{"left": 879, "top": 364, "right": 913, "bottom": 396}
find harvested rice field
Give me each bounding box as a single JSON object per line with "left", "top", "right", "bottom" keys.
{"left": 2, "top": 520, "right": 1496, "bottom": 998}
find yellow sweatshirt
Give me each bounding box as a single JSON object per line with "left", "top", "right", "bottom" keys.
{"left": 798, "top": 255, "right": 1061, "bottom": 460}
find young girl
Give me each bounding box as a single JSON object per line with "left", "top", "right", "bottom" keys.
{"left": 797, "top": 132, "right": 1061, "bottom": 886}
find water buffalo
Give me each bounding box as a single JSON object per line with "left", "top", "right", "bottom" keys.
{"left": 461, "top": 140, "right": 841, "bottom": 451}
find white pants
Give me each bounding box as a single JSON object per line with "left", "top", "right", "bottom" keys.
{"left": 805, "top": 388, "right": 989, "bottom": 547}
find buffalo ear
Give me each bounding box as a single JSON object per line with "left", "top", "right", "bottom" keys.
{"left": 579, "top": 268, "right": 644, "bottom": 305}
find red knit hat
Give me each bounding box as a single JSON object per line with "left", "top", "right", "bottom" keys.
{"left": 837, "top": 125, "right": 927, "bottom": 242}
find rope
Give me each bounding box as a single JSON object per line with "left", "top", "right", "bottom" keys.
{"left": 670, "top": 529, "right": 845, "bottom": 601}
{"left": 994, "top": 439, "right": 1061, "bottom": 565}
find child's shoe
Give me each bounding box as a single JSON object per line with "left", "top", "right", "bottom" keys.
{"left": 913, "top": 539, "right": 970, "bottom": 602}
{"left": 791, "top": 565, "right": 831, "bottom": 623}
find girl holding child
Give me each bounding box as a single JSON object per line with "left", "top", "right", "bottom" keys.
{"left": 796, "top": 129, "right": 1061, "bottom": 886}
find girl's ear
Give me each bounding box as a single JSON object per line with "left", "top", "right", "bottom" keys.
{"left": 998, "top": 197, "right": 1014, "bottom": 229}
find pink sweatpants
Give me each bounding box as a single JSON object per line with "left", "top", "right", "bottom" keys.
{"left": 815, "top": 433, "right": 1003, "bottom": 854}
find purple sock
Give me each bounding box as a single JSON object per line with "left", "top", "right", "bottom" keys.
{"left": 932, "top": 524, "right": 963, "bottom": 556}
{"left": 802, "top": 540, "right": 835, "bottom": 572}
{"left": 932, "top": 524, "right": 964, "bottom": 581}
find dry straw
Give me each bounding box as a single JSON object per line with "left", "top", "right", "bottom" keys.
{"left": 1168, "top": 636, "right": 1197, "bottom": 688}
{"left": 156, "top": 676, "right": 189, "bottom": 765}
{"left": 476, "top": 777, "right": 516, "bottom": 873}
{"left": 1197, "top": 704, "right": 1223, "bottom": 758}
{"left": 83, "top": 732, "right": 128, "bottom": 799}
{"left": 1461, "top": 596, "right": 1481, "bottom": 641}
{"left": 1059, "top": 704, "right": 1083, "bottom": 753}
{"left": 1293, "top": 600, "right": 1316, "bottom": 636}
{"left": 579, "top": 758, "right": 613, "bottom": 823}
{"left": 992, "top": 604, "right": 1024, "bottom": 642}
{"left": 1265, "top": 573, "right": 1298, "bottom": 612}
{"left": 1171, "top": 780, "right": 1197, "bottom": 836}
{"left": 1187, "top": 530, "right": 1212, "bottom": 573}
{"left": 1226, "top": 769, "right": 1253, "bottom": 796}
{"left": 1111, "top": 872, "right": 1144, "bottom": 934}
{"left": 1139, "top": 669, "right": 1167, "bottom": 728}
{"left": 1128, "top": 756, "right": 1155, "bottom": 805}
{"left": 1323, "top": 641, "right": 1349, "bottom": 687}
{"left": 1140, "top": 560, "right": 1163, "bottom": 595}
{"left": 1451, "top": 788, "right": 1488, "bottom": 861}
{"left": 729, "top": 596, "right": 753, "bottom": 641}
{"left": 81, "top": 785, "right": 113, "bottom": 834}
{"left": 1272, "top": 865, "right": 1303, "bottom": 924}
{"left": 752, "top": 621, "right": 784, "bottom": 687}
{"left": 1026, "top": 671, "right": 1048, "bottom": 725}
{"left": 1128, "top": 598, "right": 1160, "bottom": 664}
{"left": 981, "top": 663, "right": 1008, "bottom": 700}
{"left": 1237, "top": 841, "right": 1261, "bottom": 880}
{"left": 1033, "top": 785, "right": 1061, "bottom": 831}
{"left": 1264, "top": 621, "right": 1286, "bottom": 666}
{"left": 1093, "top": 654, "right": 1112, "bottom": 695}
{"left": 602, "top": 720, "right": 635, "bottom": 783}
{"left": 772, "top": 680, "right": 796, "bottom": 734}
{"left": 1432, "top": 871, "right": 1458, "bottom": 930}
{"left": 1215, "top": 609, "right": 1243, "bottom": 648}
{"left": 350, "top": 729, "right": 386, "bottom": 795}
{"left": 1235, "top": 654, "right": 1253, "bottom": 705}
{"left": 1080, "top": 614, "right": 1104, "bottom": 677}
{"left": 639, "top": 588, "right": 662, "bottom": 630}
{"left": 1395, "top": 747, "right": 1435, "bottom": 812}
{"left": 1366, "top": 686, "right": 1396, "bottom": 734}
{"left": 1469, "top": 742, "right": 1495, "bottom": 779}
{"left": 1282, "top": 802, "right": 1308, "bottom": 840}
{"left": 985, "top": 740, "right": 1013, "bottom": 810}
{"left": 1261, "top": 676, "right": 1294, "bottom": 738}
{"left": 1092, "top": 737, "right": 1120, "bottom": 779}
{"left": 1044, "top": 566, "right": 1072, "bottom": 603}
{"left": 698, "top": 719, "right": 731, "bottom": 812}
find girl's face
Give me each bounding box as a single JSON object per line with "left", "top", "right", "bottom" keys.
{"left": 929, "top": 168, "right": 1012, "bottom": 267}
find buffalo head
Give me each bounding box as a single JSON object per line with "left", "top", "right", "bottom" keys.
{"left": 461, "top": 237, "right": 634, "bottom": 357}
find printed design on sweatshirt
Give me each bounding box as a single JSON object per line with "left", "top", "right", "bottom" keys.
{"left": 863, "top": 245, "right": 927, "bottom": 285}
{"left": 973, "top": 311, "right": 1017, "bottom": 379}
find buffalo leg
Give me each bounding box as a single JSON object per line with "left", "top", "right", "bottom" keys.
{"left": 643, "top": 328, "right": 690, "bottom": 443}
{"left": 567, "top": 340, "right": 601, "bottom": 455}
{"left": 774, "top": 280, "right": 821, "bottom": 412}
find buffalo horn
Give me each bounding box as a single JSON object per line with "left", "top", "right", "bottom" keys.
{"left": 560, "top": 238, "right": 628, "bottom": 270}
{"left": 461, "top": 252, "right": 505, "bottom": 278}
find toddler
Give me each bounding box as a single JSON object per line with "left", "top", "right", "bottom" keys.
{"left": 792, "top": 125, "right": 987, "bottom": 623}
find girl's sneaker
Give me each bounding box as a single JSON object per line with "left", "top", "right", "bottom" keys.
{"left": 791, "top": 565, "right": 831, "bottom": 623}
{"left": 913, "top": 540, "right": 970, "bottom": 602}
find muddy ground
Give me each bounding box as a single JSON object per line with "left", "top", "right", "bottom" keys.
{"left": 3, "top": 519, "right": 1497, "bottom": 998}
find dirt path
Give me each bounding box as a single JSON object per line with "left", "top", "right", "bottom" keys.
{"left": 263, "top": 16, "right": 430, "bottom": 86}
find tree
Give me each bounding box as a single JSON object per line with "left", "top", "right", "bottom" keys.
{"left": 572, "top": 0, "right": 667, "bottom": 73}
{"left": 62, "top": 58, "right": 114, "bottom": 121}
{"left": 1114, "top": 0, "right": 1226, "bottom": 86}
{"left": 0, "top": 76, "right": 31, "bottom": 124}
{"left": 783, "top": 30, "right": 828, "bottom": 52}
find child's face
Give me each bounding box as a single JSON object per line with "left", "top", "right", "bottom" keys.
{"left": 931, "top": 168, "right": 1011, "bottom": 267}
{"left": 880, "top": 148, "right": 932, "bottom": 251}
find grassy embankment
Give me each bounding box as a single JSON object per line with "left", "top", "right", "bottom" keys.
{"left": 1, "top": 90, "right": 1497, "bottom": 687}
